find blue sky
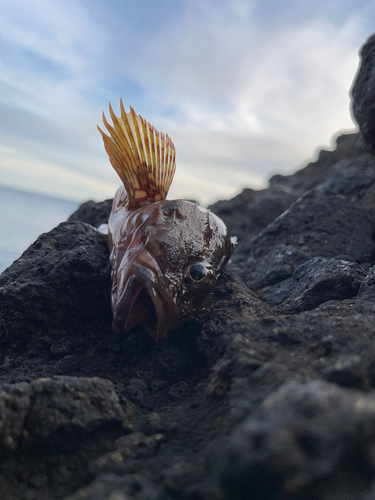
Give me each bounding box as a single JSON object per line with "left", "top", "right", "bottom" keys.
{"left": 0, "top": 0, "right": 374, "bottom": 205}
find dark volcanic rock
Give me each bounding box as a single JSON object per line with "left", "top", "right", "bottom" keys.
{"left": 252, "top": 188, "right": 374, "bottom": 264}
{"left": 260, "top": 258, "right": 366, "bottom": 309}
{"left": 210, "top": 187, "right": 298, "bottom": 251}
{"left": 270, "top": 133, "right": 366, "bottom": 194}
{"left": 323, "top": 354, "right": 366, "bottom": 389}
{"left": 65, "top": 473, "right": 162, "bottom": 500}
{"left": 68, "top": 199, "right": 113, "bottom": 227}
{"left": 0, "top": 215, "right": 270, "bottom": 498}
{"left": 25, "top": 376, "right": 125, "bottom": 444}
{"left": 237, "top": 182, "right": 375, "bottom": 309}
{"left": 3, "top": 34, "right": 375, "bottom": 500}
{"left": 0, "top": 382, "right": 32, "bottom": 451}
{"left": 352, "top": 33, "right": 375, "bottom": 156}
{"left": 359, "top": 267, "right": 375, "bottom": 300}
{"left": 208, "top": 380, "right": 375, "bottom": 500}
{"left": 0, "top": 220, "right": 112, "bottom": 348}
{"left": 0, "top": 376, "right": 125, "bottom": 451}
{"left": 210, "top": 132, "right": 367, "bottom": 261}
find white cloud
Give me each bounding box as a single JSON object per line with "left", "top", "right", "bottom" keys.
{"left": 0, "top": 0, "right": 106, "bottom": 70}
{"left": 0, "top": 0, "right": 370, "bottom": 206}
{"left": 0, "top": 143, "right": 117, "bottom": 201}
{"left": 121, "top": 5, "right": 363, "bottom": 201}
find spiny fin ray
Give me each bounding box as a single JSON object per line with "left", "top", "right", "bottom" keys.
{"left": 98, "top": 100, "right": 176, "bottom": 209}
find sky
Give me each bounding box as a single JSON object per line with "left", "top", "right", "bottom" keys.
{"left": 0, "top": 0, "right": 374, "bottom": 206}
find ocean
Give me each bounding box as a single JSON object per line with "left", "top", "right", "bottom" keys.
{"left": 0, "top": 185, "right": 80, "bottom": 274}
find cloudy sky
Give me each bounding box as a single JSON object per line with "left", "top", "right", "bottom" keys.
{"left": 0, "top": 0, "right": 373, "bottom": 205}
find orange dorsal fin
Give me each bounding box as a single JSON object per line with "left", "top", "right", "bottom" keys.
{"left": 98, "top": 99, "right": 176, "bottom": 209}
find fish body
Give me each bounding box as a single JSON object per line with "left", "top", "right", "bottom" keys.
{"left": 99, "top": 101, "right": 236, "bottom": 341}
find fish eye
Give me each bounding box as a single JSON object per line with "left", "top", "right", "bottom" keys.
{"left": 188, "top": 262, "right": 208, "bottom": 282}
{"left": 184, "top": 260, "right": 215, "bottom": 288}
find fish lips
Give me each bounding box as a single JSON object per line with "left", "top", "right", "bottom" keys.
{"left": 112, "top": 250, "right": 177, "bottom": 341}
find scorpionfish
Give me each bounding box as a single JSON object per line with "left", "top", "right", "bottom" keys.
{"left": 98, "top": 100, "right": 236, "bottom": 341}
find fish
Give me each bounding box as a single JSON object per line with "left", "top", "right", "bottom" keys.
{"left": 98, "top": 99, "right": 236, "bottom": 341}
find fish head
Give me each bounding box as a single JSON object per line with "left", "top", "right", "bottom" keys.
{"left": 110, "top": 199, "right": 236, "bottom": 341}
{"left": 99, "top": 102, "right": 236, "bottom": 341}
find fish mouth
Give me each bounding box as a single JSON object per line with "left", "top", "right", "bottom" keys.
{"left": 112, "top": 251, "right": 177, "bottom": 341}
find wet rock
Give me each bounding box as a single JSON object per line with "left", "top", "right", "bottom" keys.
{"left": 239, "top": 186, "right": 375, "bottom": 310}
{"left": 168, "top": 381, "right": 191, "bottom": 400}
{"left": 0, "top": 221, "right": 111, "bottom": 348}
{"left": 352, "top": 33, "right": 375, "bottom": 156}
{"left": 0, "top": 382, "right": 32, "bottom": 451}
{"left": 68, "top": 199, "right": 113, "bottom": 227}
{"left": 90, "top": 431, "right": 166, "bottom": 477}
{"left": 358, "top": 267, "right": 375, "bottom": 300}
{"left": 24, "top": 376, "right": 125, "bottom": 444}
{"left": 208, "top": 380, "right": 375, "bottom": 500}
{"left": 261, "top": 258, "right": 366, "bottom": 310}
{"left": 64, "top": 473, "right": 162, "bottom": 500}
{"left": 324, "top": 162, "right": 375, "bottom": 195}
{"left": 53, "top": 354, "right": 81, "bottom": 375}
{"left": 323, "top": 354, "right": 366, "bottom": 389}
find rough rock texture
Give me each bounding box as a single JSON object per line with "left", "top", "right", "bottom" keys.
{"left": 1, "top": 33, "right": 375, "bottom": 500}
{"left": 0, "top": 382, "right": 32, "bottom": 451}
{"left": 235, "top": 173, "right": 375, "bottom": 307}
{"left": 208, "top": 380, "right": 375, "bottom": 500}
{"left": 25, "top": 377, "right": 125, "bottom": 444}
{"left": 352, "top": 33, "right": 375, "bottom": 156}
{"left": 68, "top": 199, "right": 113, "bottom": 228}
{"left": 0, "top": 220, "right": 111, "bottom": 346}
{"left": 210, "top": 132, "right": 367, "bottom": 261}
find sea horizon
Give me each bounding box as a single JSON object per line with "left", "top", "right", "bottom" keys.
{"left": 0, "top": 183, "right": 82, "bottom": 273}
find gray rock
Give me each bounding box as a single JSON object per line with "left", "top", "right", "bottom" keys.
{"left": 64, "top": 473, "right": 162, "bottom": 500}
{"left": 0, "top": 382, "right": 32, "bottom": 451}
{"left": 249, "top": 188, "right": 374, "bottom": 266}
{"left": 260, "top": 258, "right": 366, "bottom": 310}
{"left": 269, "top": 133, "right": 366, "bottom": 195}
{"left": 210, "top": 132, "right": 366, "bottom": 263}
{"left": 25, "top": 376, "right": 125, "bottom": 443}
{"left": 168, "top": 381, "right": 191, "bottom": 400}
{"left": 0, "top": 221, "right": 111, "bottom": 347}
{"left": 68, "top": 199, "right": 113, "bottom": 227}
{"left": 209, "top": 380, "right": 375, "bottom": 500}
{"left": 323, "top": 354, "right": 366, "bottom": 389}
{"left": 90, "top": 431, "right": 166, "bottom": 477}
{"left": 53, "top": 354, "right": 81, "bottom": 375}
{"left": 352, "top": 33, "right": 375, "bottom": 156}
{"left": 358, "top": 268, "right": 375, "bottom": 300}
{"left": 324, "top": 162, "right": 375, "bottom": 195}
{"left": 237, "top": 182, "right": 375, "bottom": 312}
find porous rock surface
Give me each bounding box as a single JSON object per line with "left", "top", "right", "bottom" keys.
{"left": 352, "top": 33, "right": 375, "bottom": 157}
{"left": 1, "top": 34, "right": 375, "bottom": 500}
